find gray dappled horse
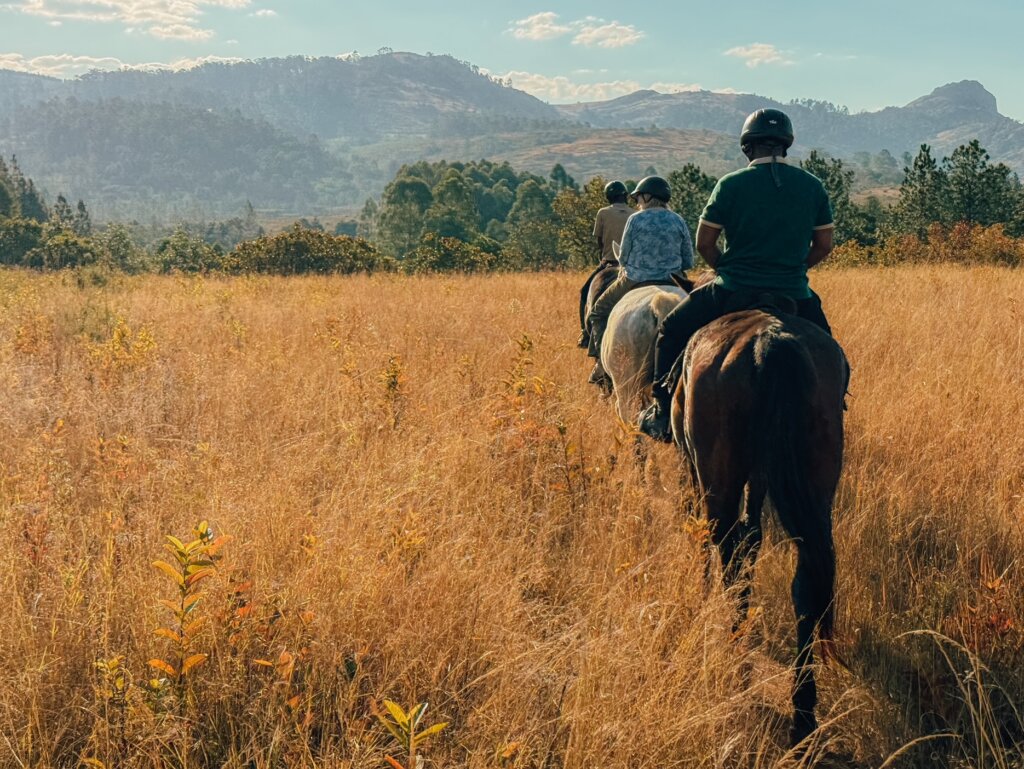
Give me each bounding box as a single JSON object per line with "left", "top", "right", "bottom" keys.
{"left": 600, "top": 284, "right": 687, "bottom": 428}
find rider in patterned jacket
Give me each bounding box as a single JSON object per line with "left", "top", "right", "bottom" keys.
{"left": 586, "top": 176, "right": 694, "bottom": 387}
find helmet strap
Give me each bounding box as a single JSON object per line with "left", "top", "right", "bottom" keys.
{"left": 771, "top": 147, "right": 783, "bottom": 189}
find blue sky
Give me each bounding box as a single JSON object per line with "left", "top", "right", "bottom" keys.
{"left": 1, "top": 0, "right": 1022, "bottom": 119}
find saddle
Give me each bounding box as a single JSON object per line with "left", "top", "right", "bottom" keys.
{"left": 662, "top": 289, "right": 799, "bottom": 395}
{"left": 721, "top": 288, "right": 798, "bottom": 317}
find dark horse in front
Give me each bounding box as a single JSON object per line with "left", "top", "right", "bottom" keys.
{"left": 673, "top": 304, "right": 848, "bottom": 745}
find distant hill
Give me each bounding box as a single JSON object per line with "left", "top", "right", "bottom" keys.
{"left": 1, "top": 52, "right": 1021, "bottom": 220}
{"left": 0, "top": 53, "right": 559, "bottom": 142}
{"left": 559, "top": 80, "right": 1024, "bottom": 172}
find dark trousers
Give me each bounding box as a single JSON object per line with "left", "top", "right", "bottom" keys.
{"left": 579, "top": 261, "right": 615, "bottom": 330}
{"left": 653, "top": 283, "right": 832, "bottom": 383}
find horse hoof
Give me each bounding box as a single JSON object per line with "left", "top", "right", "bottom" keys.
{"left": 789, "top": 713, "right": 817, "bottom": 747}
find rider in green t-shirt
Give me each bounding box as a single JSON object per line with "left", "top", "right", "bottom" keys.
{"left": 639, "top": 108, "right": 835, "bottom": 442}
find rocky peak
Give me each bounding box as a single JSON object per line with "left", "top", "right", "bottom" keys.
{"left": 905, "top": 80, "right": 998, "bottom": 116}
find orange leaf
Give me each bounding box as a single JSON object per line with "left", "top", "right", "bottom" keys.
{"left": 152, "top": 560, "right": 184, "bottom": 586}
{"left": 286, "top": 694, "right": 301, "bottom": 709}
{"left": 148, "top": 658, "right": 177, "bottom": 677}
{"left": 153, "top": 628, "right": 182, "bottom": 644}
{"left": 383, "top": 756, "right": 406, "bottom": 769}
{"left": 181, "top": 653, "right": 208, "bottom": 674}
{"left": 185, "top": 568, "right": 215, "bottom": 588}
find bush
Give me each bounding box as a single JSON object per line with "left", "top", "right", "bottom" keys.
{"left": 25, "top": 228, "right": 100, "bottom": 269}
{"left": 402, "top": 232, "right": 496, "bottom": 273}
{"left": 227, "top": 224, "right": 391, "bottom": 275}
{"left": 826, "top": 223, "right": 1024, "bottom": 269}
{"left": 0, "top": 216, "right": 45, "bottom": 265}
{"left": 157, "top": 229, "right": 225, "bottom": 273}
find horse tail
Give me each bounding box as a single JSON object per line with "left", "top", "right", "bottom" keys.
{"left": 753, "top": 327, "right": 836, "bottom": 642}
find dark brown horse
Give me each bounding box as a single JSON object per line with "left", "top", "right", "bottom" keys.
{"left": 579, "top": 259, "right": 620, "bottom": 335}
{"left": 673, "top": 305, "right": 848, "bottom": 745}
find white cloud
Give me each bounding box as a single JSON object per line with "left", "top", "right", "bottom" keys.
{"left": 508, "top": 12, "right": 571, "bottom": 41}
{"left": 724, "top": 42, "right": 793, "bottom": 68}
{"left": 497, "top": 70, "right": 702, "bottom": 103}
{"left": 0, "top": 52, "right": 245, "bottom": 78}
{"left": 508, "top": 12, "right": 644, "bottom": 48}
{"left": 8, "top": 0, "right": 252, "bottom": 41}
{"left": 251, "top": 8, "right": 275, "bottom": 16}
{"left": 572, "top": 20, "right": 643, "bottom": 49}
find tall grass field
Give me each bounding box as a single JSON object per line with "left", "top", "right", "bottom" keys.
{"left": 0, "top": 267, "right": 1022, "bottom": 768}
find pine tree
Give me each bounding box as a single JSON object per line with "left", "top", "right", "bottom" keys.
{"left": 943, "top": 140, "right": 1018, "bottom": 226}
{"left": 667, "top": 164, "right": 717, "bottom": 236}
{"left": 894, "top": 144, "right": 948, "bottom": 236}
{"left": 73, "top": 200, "right": 92, "bottom": 237}
{"left": 801, "top": 151, "right": 875, "bottom": 244}
{"left": 53, "top": 194, "right": 74, "bottom": 228}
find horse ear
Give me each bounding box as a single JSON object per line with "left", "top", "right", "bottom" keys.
{"left": 670, "top": 273, "right": 695, "bottom": 293}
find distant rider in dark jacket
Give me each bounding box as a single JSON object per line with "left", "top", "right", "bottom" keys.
{"left": 578, "top": 181, "right": 635, "bottom": 348}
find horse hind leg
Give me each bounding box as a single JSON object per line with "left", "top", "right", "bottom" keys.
{"left": 787, "top": 512, "right": 836, "bottom": 746}
{"left": 734, "top": 477, "right": 766, "bottom": 626}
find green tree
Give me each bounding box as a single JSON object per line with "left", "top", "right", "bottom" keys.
{"left": 73, "top": 200, "right": 92, "bottom": 237}
{"left": 423, "top": 170, "right": 478, "bottom": 240}
{"left": 549, "top": 163, "right": 578, "bottom": 192}
{"left": 943, "top": 140, "right": 1019, "bottom": 226}
{"left": 228, "top": 225, "right": 389, "bottom": 274}
{"left": 404, "top": 232, "right": 495, "bottom": 273}
{"left": 893, "top": 144, "right": 948, "bottom": 236}
{"left": 25, "top": 230, "right": 99, "bottom": 269}
{"left": 0, "top": 217, "right": 44, "bottom": 265}
{"left": 157, "top": 229, "right": 224, "bottom": 273}
{"left": 0, "top": 176, "right": 17, "bottom": 219}
{"left": 801, "top": 151, "right": 876, "bottom": 244}
{"left": 667, "top": 164, "right": 717, "bottom": 236}
{"left": 99, "top": 224, "right": 147, "bottom": 272}
{"left": 553, "top": 176, "right": 607, "bottom": 269}
{"left": 52, "top": 195, "right": 74, "bottom": 228}
{"left": 377, "top": 176, "right": 433, "bottom": 257}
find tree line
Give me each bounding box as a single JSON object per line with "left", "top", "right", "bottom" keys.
{"left": 1, "top": 140, "right": 1023, "bottom": 275}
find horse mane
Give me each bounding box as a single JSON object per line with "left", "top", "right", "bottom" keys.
{"left": 692, "top": 269, "right": 716, "bottom": 289}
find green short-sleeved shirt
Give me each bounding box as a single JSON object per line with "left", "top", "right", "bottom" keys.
{"left": 700, "top": 159, "right": 833, "bottom": 300}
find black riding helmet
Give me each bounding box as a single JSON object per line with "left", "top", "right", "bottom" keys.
{"left": 631, "top": 175, "right": 672, "bottom": 203}
{"left": 604, "top": 180, "right": 629, "bottom": 202}
{"left": 740, "top": 108, "right": 794, "bottom": 150}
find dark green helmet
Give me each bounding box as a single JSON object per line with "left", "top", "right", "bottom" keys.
{"left": 630, "top": 175, "right": 672, "bottom": 203}
{"left": 740, "top": 108, "right": 794, "bottom": 149}
{"left": 604, "top": 180, "right": 629, "bottom": 202}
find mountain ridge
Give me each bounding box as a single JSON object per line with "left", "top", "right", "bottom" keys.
{"left": 1, "top": 54, "right": 1021, "bottom": 219}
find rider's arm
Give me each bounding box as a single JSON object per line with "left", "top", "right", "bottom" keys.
{"left": 696, "top": 221, "right": 723, "bottom": 268}
{"left": 807, "top": 227, "right": 834, "bottom": 268}
{"left": 679, "top": 218, "right": 695, "bottom": 269}
{"left": 618, "top": 217, "right": 634, "bottom": 266}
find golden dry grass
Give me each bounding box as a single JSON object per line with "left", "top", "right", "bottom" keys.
{"left": 0, "top": 266, "right": 1021, "bottom": 768}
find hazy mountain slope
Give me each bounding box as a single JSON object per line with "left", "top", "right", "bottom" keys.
{"left": 560, "top": 80, "right": 1024, "bottom": 172}
{"left": 2, "top": 54, "right": 1022, "bottom": 220}
{"left": 0, "top": 54, "right": 560, "bottom": 141}
{"left": 2, "top": 98, "right": 349, "bottom": 219}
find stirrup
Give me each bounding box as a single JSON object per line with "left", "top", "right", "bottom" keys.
{"left": 638, "top": 401, "right": 672, "bottom": 443}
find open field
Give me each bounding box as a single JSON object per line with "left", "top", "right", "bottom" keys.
{"left": 0, "top": 267, "right": 1022, "bottom": 768}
